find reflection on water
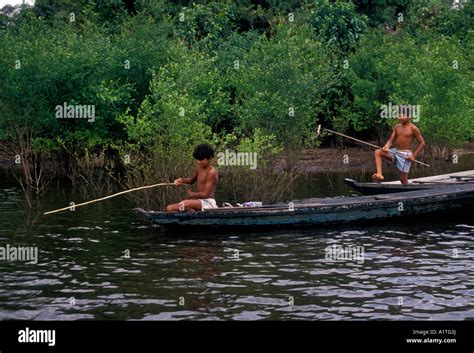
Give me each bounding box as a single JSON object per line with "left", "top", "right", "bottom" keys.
{"left": 0, "top": 160, "right": 473, "bottom": 320}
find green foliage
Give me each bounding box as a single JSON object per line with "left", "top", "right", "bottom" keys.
{"left": 237, "top": 128, "right": 282, "bottom": 157}
{"left": 404, "top": 0, "right": 450, "bottom": 33}
{"left": 0, "top": 17, "right": 134, "bottom": 152}
{"left": 174, "top": 2, "right": 237, "bottom": 51}
{"left": 33, "top": 0, "right": 129, "bottom": 30}
{"left": 0, "top": 9, "right": 173, "bottom": 144}
{"left": 218, "top": 128, "right": 283, "bottom": 167}
{"left": 432, "top": 0, "right": 474, "bottom": 44}
{"left": 355, "top": 0, "right": 410, "bottom": 28}
{"left": 310, "top": 1, "right": 368, "bottom": 53}
{"left": 118, "top": 42, "right": 221, "bottom": 155}
{"left": 232, "top": 24, "right": 330, "bottom": 148}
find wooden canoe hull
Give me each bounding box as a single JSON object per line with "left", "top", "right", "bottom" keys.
{"left": 344, "top": 178, "right": 436, "bottom": 195}
{"left": 345, "top": 170, "right": 474, "bottom": 195}
{"left": 136, "top": 184, "right": 474, "bottom": 228}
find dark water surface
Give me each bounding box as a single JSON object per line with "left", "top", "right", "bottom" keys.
{"left": 0, "top": 159, "right": 473, "bottom": 320}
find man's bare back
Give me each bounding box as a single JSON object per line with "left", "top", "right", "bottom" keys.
{"left": 194, "top": 164, "right": 218, "bottom": 199}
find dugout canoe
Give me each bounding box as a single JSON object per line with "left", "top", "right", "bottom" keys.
{"left": 345, "top": 178, "right": 444, "bottom": 195}
{"left": 135, "top": 183, "right": 474, "bottom": 228}
{"left": 345, "top": 170, "right": 474, "bottom": 195}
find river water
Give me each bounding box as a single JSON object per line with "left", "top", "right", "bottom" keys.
{"left": 0, "top": 158, "right": 473, "bottom": 320}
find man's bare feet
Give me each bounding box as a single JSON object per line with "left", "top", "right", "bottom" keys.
{"left": 372, "top": 173, "right": 385, "bottom": 182}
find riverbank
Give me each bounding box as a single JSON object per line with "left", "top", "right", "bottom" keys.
{"left": 2, "top": 142, "right": 474, "bottom": 176}
{"left": 282, "top": 142, "right": 474, "bottom": 173}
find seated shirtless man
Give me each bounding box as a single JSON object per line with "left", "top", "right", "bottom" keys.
{"left": 373, "top": 108, "right": 426, "bottom": 185}
{"left": 166, "top": 144, "right": 218, "bottom": 212}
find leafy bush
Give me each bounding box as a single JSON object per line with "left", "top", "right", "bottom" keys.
{"left": 232, "top": 24, "right": 330, "bottom": 149}
{"left": 310, "top": 1, "right": 367, "bottom": 53}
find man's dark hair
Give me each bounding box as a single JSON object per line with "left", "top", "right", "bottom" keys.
{"left": 193, "top": 144, "right": 214, "bottom": 160}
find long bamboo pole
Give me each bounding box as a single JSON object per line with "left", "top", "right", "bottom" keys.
{"left": 43, "top": 182, "right": 175, "bottom": 215}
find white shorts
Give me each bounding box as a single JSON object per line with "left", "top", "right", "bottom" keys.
{"left": 389, "top": 148, "right": 412, "bottom": 173}
{"left": 200, "top": 198, "right": 218, "bottom": 210}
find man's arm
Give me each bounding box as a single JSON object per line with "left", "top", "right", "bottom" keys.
{"left": 174, "top": 171, "right": 198, "bottom": 185}
{"left": 187, "top": 169, "right": 217, "bottom": 199}
{"left": 383, "top": 127, "right": 397, "bottom": 151}
{"left": 411, "top": 126, "right": 426, "bottom": 159}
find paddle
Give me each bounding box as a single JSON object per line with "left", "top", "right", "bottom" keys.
{"left": 43, "top": 182, "right": 176, "bottom": 215}
{"left": 316, "top": 125, "right": 430, "bottom": 167}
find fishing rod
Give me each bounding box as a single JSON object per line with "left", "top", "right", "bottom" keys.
{"left": 44, "top": 182, "right": 176, "bottom": 215}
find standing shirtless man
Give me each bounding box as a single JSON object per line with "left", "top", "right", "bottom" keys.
{"left": 373, "top": 107, "right": 426, "bottom": 185}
